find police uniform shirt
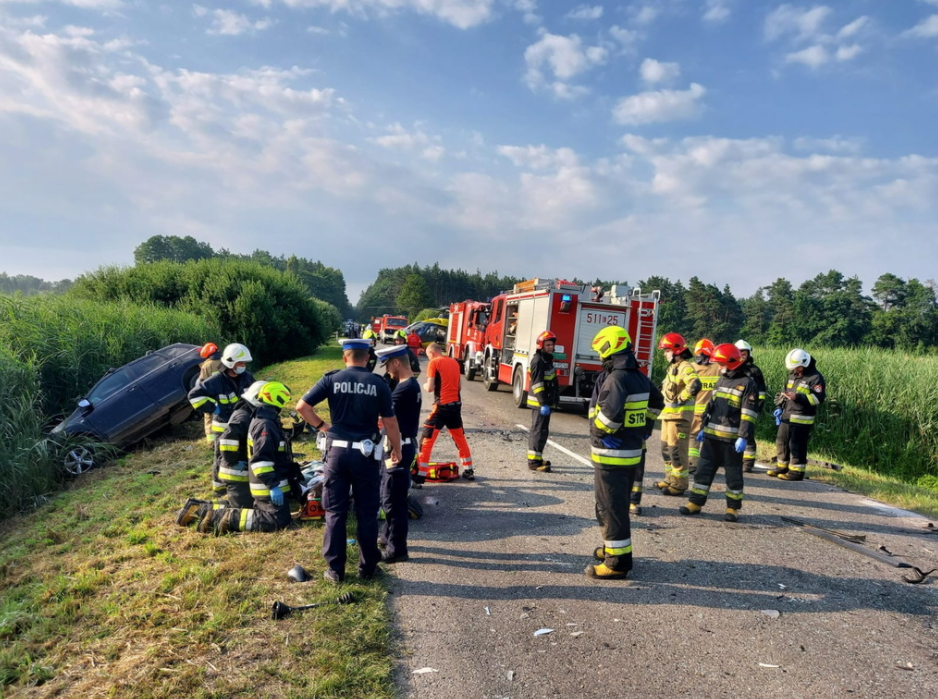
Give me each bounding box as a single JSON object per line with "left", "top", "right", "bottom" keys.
{"left": 391, "top": 377, "right": 422, "bottom": 441}
{"left": 301, "top": 366, "right": 394, "bottom": 441}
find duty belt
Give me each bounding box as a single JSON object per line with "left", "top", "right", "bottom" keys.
{"left": 328, "top": 438, "right": 380, "bottom": 458}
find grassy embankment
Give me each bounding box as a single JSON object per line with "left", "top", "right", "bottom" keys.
{"left": 0, "top": 345, "right": 397, "bottom": 698}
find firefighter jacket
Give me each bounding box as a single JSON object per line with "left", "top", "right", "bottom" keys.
{"left": 741, "top": 357, "right": 768, "bottom": 413}
{"left": 216, "top": 401, "right": 254, "bottom": 485}
{"left": 659, "top": 359, "right": 701, "bottom": 421}
{"left": 247, "top": 405, "right": 293, "bottom": 501}
{"left": 779, "top": 364, "right": 826, "bottom": 425}
{"left": 702, "top": 369, "right": 759, "bottom": 442}
{"left": 588, "top": 350, "right": 664, "bottom": 467}
{"left": 692, "top": 359, "right": 722, "bottom": 416}
{"left": 526, "top": 350, "right": 558, "bottom": 409}
{"left": 199, "top": 357, "right": 223, "bottom": 382}
{"left": 188, "top": 369, "right": 256, "bottom": 437}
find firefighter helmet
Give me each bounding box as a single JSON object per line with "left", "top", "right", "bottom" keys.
{"left": 257, "top": 381, "right": 292, "bottom": 409}
{"left": 536, "top": 330, "right": 557, "bottom": 349}
{"left": 785, "top": 348, "right": 811, "bottom": 370}
{"left": 591, "top": 327, "right": 632, "bottom": 359}
{"left": 693, "top": 339, "right": 714, "bottom": 357}
{"left": 658, "top": 332, "right": 687, "bottom": 353}
{"left": 712, "top": 343, "right": 743, "bottom": 370}
{"left": 221, "top": 343, "right": 253, "bottom": 369}
{"left": 734, "top": 339, "right": 752, "bottom": 352}
{"left": 242, "top": 380, "right": 267, "bottom": 407}
{"left": 200, "top": 342, "right": 219, "bottom": 359}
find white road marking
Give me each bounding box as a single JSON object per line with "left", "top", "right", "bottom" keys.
{"left": 515, "top": 424, "right": 593, "bottom": 467}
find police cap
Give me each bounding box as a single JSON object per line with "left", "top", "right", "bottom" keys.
{"left": 375, "top": 345, "right": 410, "bottom": 364}
{"left": 339, "top": 338, "right": 371, "bottom": 351}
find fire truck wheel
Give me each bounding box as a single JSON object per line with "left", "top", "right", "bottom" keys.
{"left": 482, "top": 355, "right": 499, "bottom": 392}
{"left": 512, "top": 368, "right": 527, "bottom": 409}
{"left": 465, "top": 352, "right": 477, "bottom": 381}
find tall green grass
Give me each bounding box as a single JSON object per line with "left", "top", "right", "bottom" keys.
{"left": 0, "top": 295, "right": 218, "bottom": 516}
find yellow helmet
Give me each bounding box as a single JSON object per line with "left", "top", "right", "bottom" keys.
{"left": 257, "top": 381, "right": 292, "bottom": 409}
{"left": 591, "top": 326, "right": 633, "bottom": 359}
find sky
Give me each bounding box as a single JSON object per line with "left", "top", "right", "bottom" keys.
{"left": 0, "top": 0, "right": 936, "bottom": 305}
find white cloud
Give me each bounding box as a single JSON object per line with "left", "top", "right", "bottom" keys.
{"left": 193, "top": 6, "right": 273, "bottom": 36}
{"left": 0, "top": 0, "right": 123, "bottom": 7}
{"left": 765, "top": 5, "right": 832, "bottom": 42}
{"left": 497, "top": 144, "right": 578, "bottom": 170}
{"left": 836, "top": 16, "right": 868, "bottom": 40}
{"left": 513, "top": 0, "right": 540, "bottom": 25}
{"left": 835, "top": 43, "right": 861, "bottom": 61}
{"left": 703, "top": 0, "right": 735, "bottom": 24}
{"left": 640, "top": 58, "right": 680, "bottom": 85}
{"left": 524, "top": 31, "right": 607, "bottom": 99}
{"left": 369, "top": 122, "right": 445, "bottom": 161}
{"left": 613, "top": 83, "right": 706, "bottom": 126}
{"left": 906, "top": 15, "right": 938, "bottom": 39}
{"left": 786, "top": 45, "right": 828, "bottom": 68}
{"left": 274, "top": 0, "right": 495, "bottom": 30}
{"left": 632, "top": 5, "right": 658, "bottom": 26}
{"left": 566, "top": 5, "right": 602, "bottom": 21}
{"left": 793, "top": 136, "right": 863, "bottom": 154}
{"left": 609, "top": 25, "right": 640, "bottom": 50}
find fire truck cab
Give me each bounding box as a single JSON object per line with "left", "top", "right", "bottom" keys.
{"left": 446, "top": 300, "right": 492, "bottom": 381}
{"left": 478, "top": 279, "right": 659, "bottom": 410}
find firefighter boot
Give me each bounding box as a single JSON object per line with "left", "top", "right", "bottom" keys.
{"left": 630, "top": 503, "right": 642, "bottom": 516}
{"left": 661, "top": 471, "right": 688, "bottom": 496}
{"left": 215, "top": 508, "right": 243, "bottom": 535}
{"left": 766, "top": 463, "right": 789, "bottom": 478}
{"left": 679, "top": 502, "right": 702, "bottom": 516}
{"left": 593, "top": 546, "right": 606, "bottom": 561}
{"left": 742, "top": 459, "right": 755, "bottom": 473}
{"left": 585, "top": 562, "right": 629, "bottom": 580}
{"left": 655, "top": 464, "right": 674, "bottom": 491}
{"left": 778, "top": 468, "right": 805, "bottom": 481}
{"left": 196, "top": 507, "right": 224, "bottom": 534}
{"left": 175, "top": 498, "right": 209, "bottom": 526}
{"left": 725, "top": 508, "right": 739, "bottom": 522}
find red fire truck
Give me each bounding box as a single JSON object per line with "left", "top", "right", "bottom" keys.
{"left": 474, "top": 278, "right": 660, "bottom": 410}
{"left": 446, "top": 300, "right": 492, "bottom": 380}
{"left": 374, "top": 315, "right": 409, "bottom": 343}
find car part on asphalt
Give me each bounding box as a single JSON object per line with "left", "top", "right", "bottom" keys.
{"left": 271, "top": 592, "right": 358, "bottom": 620}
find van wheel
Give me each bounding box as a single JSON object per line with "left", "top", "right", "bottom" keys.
{"left": 512, "top": 368, "right": 527, "bottom": 409}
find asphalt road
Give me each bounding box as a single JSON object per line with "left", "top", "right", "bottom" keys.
{"left": 386, "top": 361, "right": 938, "bottom": 699}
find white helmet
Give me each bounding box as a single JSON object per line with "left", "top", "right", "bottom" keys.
{"left": 221, "top": 343, "right": 253, "bottom": 368}
{"left": 734, "top": 339, "right": 752, "bottom": 352}
{"left": 242, "top": 380, "right": 267, "bottom": 407}
{"left": 785, "top": 348, "right": 811, "bottom": 370}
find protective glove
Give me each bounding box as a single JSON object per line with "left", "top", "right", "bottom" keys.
{"left": 601, "top": 436, "right": 622, "bottom": 449}
{"left": 213, "top": 403, "right": 221, "bottom": 415}
{"left": 268, "top": 486, "right": 284, "bottom": 506}
{"left": 237, "top": 460, "right": 248, "bottom": 470}
{"left": 696, "top": 431, "right": 705, "bottom": 443}
{"left": 539, "top": 405, "right": 550, "bottom": 416}
{"left": 734, "top": 437, "right": 747, "bottom": 453}
{"left": 773, "top": 408, "right": 782, "bottom": 426}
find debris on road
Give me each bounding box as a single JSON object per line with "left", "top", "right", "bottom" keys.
{"left": 761, "top": 610, "right": 781, "bottom": 619}
{"left": 758, "top": 663, "right": 780, "bottom": 669}
{"left": 533, "top": 628, "right": 554, "bottom": 637}
{"left": 413, "top": 667, "right": 439, "bottom": 675}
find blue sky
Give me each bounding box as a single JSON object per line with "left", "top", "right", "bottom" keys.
{"left": 1, "top": 0, "right": 936, "bottom": 304}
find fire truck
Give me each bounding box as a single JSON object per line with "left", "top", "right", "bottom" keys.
{"left": 446, "top": 300, "right": 492, "bottom": 380}
{"left": 374, "top": 315, "right": 409, "bottom": 343}
{"left": 474, "top": 278, "right": 660, "bottom": 410}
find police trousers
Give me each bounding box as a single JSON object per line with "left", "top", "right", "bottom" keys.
{"left": 381, "top": 444, "right": 415, "bottom": 559}
{"left": 688, "top": 438, "right": 745, "bottom": 510}
{"left": 322, "top": 445, "right": 382, "bottom": 578}
{"left": 593, "top": 462, "right": 636, "bottom": 573}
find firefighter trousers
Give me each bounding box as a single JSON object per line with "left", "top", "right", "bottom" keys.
{"left": 322, "top": 445, "right": 382, "bottom": 578}
{"left": 630, "top": 448, "right": 647, "bottom": 506}
{"left": 688, "top": 438, "right": 744, "bottom": 511}
{"left": 528, "top": 408, "right": 551, "bottom": 465}
{"left": 688, "top": 412, "right": 705, "bottom": 469}
{"left": 743, "top": 434, "right": 757, "bottom": 470}
{"left": 660, "top": 416, "right": 691, "bottom": 475}
{"left": 593, "top": 462, "right": 636, "bottom": 574}
{"left": 221, "top": 499, "right": 292, "bottom": 532}
{"left": 381, "top": 444, "right": 415, "bottom": 559}
{"left": 418, "top": 403, "right": 473, "bottom": 471}
{"left": 776, "top": 422, "right": 812, "bottom": 474}
{"left": 223, "top": 481, "right": 253, "bottom": 509}
{"left": 210, "top": 438, "right": 226, "bottom": 496}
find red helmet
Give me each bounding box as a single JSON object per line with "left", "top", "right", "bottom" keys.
{"left": 536, "top": 330, "right": 557, "bottom": 349}
{"left": 658, "top": 332, "right": 687, "bottom": 353}
{"left": 693, "top": 339, "right": 714, "bottom": 357}
{"left": 711, "top": 343, "right": 743, "bottom": 370}
{"left": 200, "top": 342, "right": 219, "bottom": 359}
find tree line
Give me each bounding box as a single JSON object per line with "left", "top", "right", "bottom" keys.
{"left": 0, "top": 273, "right": 73, "bottom": 296}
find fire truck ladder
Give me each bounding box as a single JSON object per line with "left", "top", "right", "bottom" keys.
{"left": 631, "top": 287, "right": 661, "bottom": 369}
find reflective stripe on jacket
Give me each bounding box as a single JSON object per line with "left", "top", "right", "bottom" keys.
{"left": 701, "top": 370, "right": 759, "bottom": 441}
{"left": 526, "top": 350, "right": 558, "bottom": 408}
{"left": 659, "top": 359, "right": 701, "bottom": 420}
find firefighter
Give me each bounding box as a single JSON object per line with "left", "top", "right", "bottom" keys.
{"left": 296, "top": 338, "right": 402, "bottom": 583}
{"left": 586, "top": 326, "right": 663, "bottom": 580}
{"left": 196, "top": 381, "right": 297, "bottom": 534}
{"left": 689, "top": 339, "right": 721, "bottom": 474}
{"left": 416, "top": 343, "right": 475, "bottom": 482}
{"left": 654, "top": 333, "right": 701, "bottom": 496}
{"left": 767, "top": 348, "right": 827, "bottom": 482}
{"left": 376, "top": 345, "right": 422, "bottom": 563}
{"left": 197, "top": 342, "right": 224, "bottom": 442}
{"left": 735, "top": 339, "right": 767, "bottom": 472}
{"left": 526, "top": 330, "right": 558, "bottom": 473}
{"left": 362, "top": 325, "right": 377, "bottom": 346}
{"left": 187, "top": 343, "right": 255, "bottom": 496}
{"left": 680, "top": 344, "right": 759, "bottom": 522}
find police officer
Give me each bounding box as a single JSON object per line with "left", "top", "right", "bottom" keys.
{"left": 376, "top": 344, "right": 421, "bottom": 563}
{"left": 735, "top": 339, "right": 767, "bottom": 472}
{"left": 767, "top": 348, "right": 826, "bottom": 482}
{"left": 385, "top": 330, "right": 421, "bottom": 390}
{"left": 196, "top": 382, "right": 297, "bottom": 534}
{"left": 296, "top": 338, "right": 402, "bottom": 583}
{"left": 188, "top": 343, "right": 255, "bottom": 496}
{"left": 526, "top": 330, "right": 558, "bottom": 473}
{"left": 586, "top": 327, "right": 663, "bottom": 580}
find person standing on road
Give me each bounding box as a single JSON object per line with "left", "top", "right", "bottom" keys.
{"left": 376, "top": 345, "right": 422, "bottom": 563}
{"left": 384, "top": 330, "right": 421, "bottom": 390}
{"left": 586, "top": 327, "right": 663, "bottom": 580}
{"left": 296, "top": 338, "right": 402, "bottom": 583}
{"left": 654, "top": 333, "right": 701, "bottom": 496}
{"left": 679, "top": 344, "right": 758, "bottom": 522}
{"left": 735, "top": 340, "right": 767, "bottom": 473}
{"left": 416, "top": 343, "right": 475, "bottom": 481}
{"left": 767, "top": 349, "right": 827, "bottom": 482}
{"left": 526, "top": 330, "right": 558, "bottom": 473}
{"left": 689, "top": 339, "right": 721, "bottom": 475}
{"left": 197, "top": 342, "right": 224, "bottom": 443}
{"left": 188, "top": 343, "right": 256, "bottom": 497}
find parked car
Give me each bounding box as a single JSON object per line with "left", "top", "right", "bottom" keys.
{"left": 52, "top": 343, "right": 204, "bottom": 474}
{"left": 404, "top": 319, "right": 449, "bottom": 349}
